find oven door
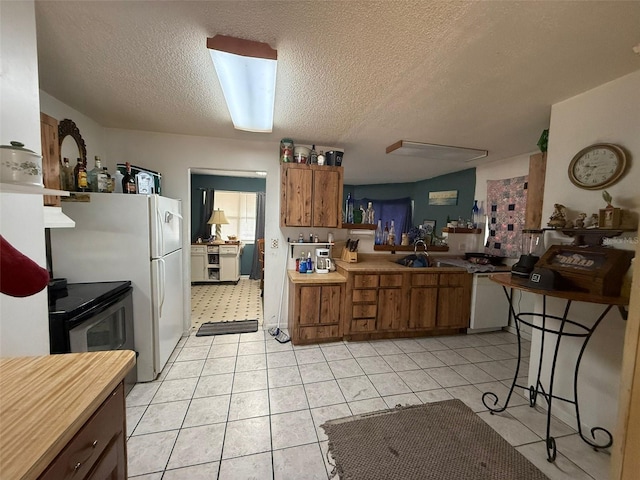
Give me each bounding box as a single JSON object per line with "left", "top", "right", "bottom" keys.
{"left": 69, "top": 291, "right": 134, "bottom": 352}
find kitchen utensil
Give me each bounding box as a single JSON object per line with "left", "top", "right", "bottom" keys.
{"left": 0, "top": 141, "right": 43, "bottom": 187}
{"left": 350, "top": 239, "right": 359, "bottom": 251}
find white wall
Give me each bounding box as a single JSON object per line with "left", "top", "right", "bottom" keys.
{"left": 531, "top": 70, "right": 640, "bottom": 434}
{"left": 0, "top": 1, "right": 50, "bottom": 356}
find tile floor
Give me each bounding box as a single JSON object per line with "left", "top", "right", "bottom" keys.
{"left": 125, "top": 329, "right": 611, "bottom": 480}
{"left": 191, "top": 278, "right": 263, "bottom": 327}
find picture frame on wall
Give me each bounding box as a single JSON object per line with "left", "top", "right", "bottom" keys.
{"left": 428, "top": 190, "right": 458, "bottom": 206}
{"left": 422, "top": 220, "right": 436, "bottom": 234}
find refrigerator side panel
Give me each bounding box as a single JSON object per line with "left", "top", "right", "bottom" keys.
{"left": 151, "top": 249, "right": 185, "bottom": 374}
{"left": 150, "top": 195, "right": 182, "bottom": 258}
{"left": 51, "top": 193, "right": 156, "bottom": 380}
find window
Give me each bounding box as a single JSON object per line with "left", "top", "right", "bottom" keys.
{"left": 213, "top": 191, "right": 257, "bottom": 243}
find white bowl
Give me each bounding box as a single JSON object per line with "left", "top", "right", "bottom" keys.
{"left": 0, "top": 141, "right": 43, "bottom": 187}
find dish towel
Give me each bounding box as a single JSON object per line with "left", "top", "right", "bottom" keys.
{"left": 0, "top": 235, "right": 49, "bottom": 297}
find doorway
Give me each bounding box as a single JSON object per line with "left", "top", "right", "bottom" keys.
{"left": 188, "top": 169, "right": 267, "bottom": 329}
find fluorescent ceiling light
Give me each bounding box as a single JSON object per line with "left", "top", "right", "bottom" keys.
{"left": 207, "top": 35, "right": 277, "bottom": 133}
{"left": 386, "top": 140, "right": 488, "bottom": 162}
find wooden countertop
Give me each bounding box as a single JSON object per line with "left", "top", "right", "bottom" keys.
{"left": 490, "top": 272, "right": 629, "bottom": 306}
{"left": 333, "top": 258, "right": 467, "bottom": 273}
{"left": 0, "top": 350, "right": 136, "bottom": 480}
{"left": 288, "top": 271, "right": 346, "bottom": 284}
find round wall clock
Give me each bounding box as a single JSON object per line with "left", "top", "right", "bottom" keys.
{"left": 568, "top": 143, "right": 627, "bottom": 190}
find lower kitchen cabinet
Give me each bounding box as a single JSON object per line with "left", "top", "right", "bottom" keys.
{"left": 191, "top": 244, "right": 240, "bottom": 283}
{"left": 287, "top": 272, "right": 345, "bottom": 344}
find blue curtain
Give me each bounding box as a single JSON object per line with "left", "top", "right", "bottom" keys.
{"left": 354, "top": 197, "right": 412, "bottom": 234}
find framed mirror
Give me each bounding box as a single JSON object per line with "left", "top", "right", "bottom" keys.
{"left": 58, "top": 118, "right": 87, "bottom": 166}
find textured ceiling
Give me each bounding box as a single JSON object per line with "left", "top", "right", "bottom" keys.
{"left": 35, "top": 1, "right": 640, "bottom": 184}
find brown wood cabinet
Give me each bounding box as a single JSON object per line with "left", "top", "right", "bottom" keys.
{"left": 280, "top": 163, "right": 343, "bottom": 228}
{"left": 40, "top": 112, "right": 61, "bottom": 206}
{"left": 288, "top": 275, "right": 344, "bottom": 344}
{"left": 342, "top": 268, "right": 472, "bottom": 340}
{"left": 40, "top": 383, "right": 126, "bottom": 480}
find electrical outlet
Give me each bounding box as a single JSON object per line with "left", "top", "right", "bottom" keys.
{"left": 271, "top": 238, "right": 278, "bottom": 249}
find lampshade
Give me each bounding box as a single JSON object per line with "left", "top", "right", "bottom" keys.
{"left": 386, "top": 140, "right": 488, "bottom": 162}
{"left": 207, "top": 208, "right": 229, "bottom": 241}
{"left": 207, "top": 35, "right": 277, "bottom": 133}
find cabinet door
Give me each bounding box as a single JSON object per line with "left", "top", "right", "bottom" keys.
{"left": 377, "top": 288, "right": 403, "bottom": 331}
{"left": 312, "top": 169, "right": 341, "bottom": 227}
{"left": 437, "top": 273, "right": 472, "bottom": 328}
{"left": 190, "top": 251, "right": 207, "bottom": 282}
{"left": 408, "top": 287, "right": 438, "bottom": 329}
{"left": 300, "top": 285, "right": 341, "bottom": 326}
{"left": 281, "top": 166, "right": 313, "bottom": 226}
{"left": 40, "top": 113, "right": 61, "bottom": 207}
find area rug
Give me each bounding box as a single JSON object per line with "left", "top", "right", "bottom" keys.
{"left": 321, "top": 399, "right": 548, "bottom": 480}
{"left": 195, "top": 319, "right": 258, "bottom": 336}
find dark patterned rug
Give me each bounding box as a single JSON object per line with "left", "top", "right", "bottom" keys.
{"left": 195, "top": 320, "right": 258, "bottom": 336}
{"left": 321, "top": 399, "right": 548, "bottom": 480}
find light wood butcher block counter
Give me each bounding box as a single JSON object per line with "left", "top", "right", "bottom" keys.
{"left": 287, "top": 270, "right": 346, "bottom": 284}
{"left": 0, "top": 350, "right": 135, "bottom": 480}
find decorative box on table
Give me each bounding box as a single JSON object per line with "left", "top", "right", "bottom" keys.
{"left": 535, "top": 245, "right": 633, "bottom": 296}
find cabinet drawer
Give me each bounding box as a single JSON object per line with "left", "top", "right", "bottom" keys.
{"left": 352, "top": 289, "right": 377, "bottom": 303}
{"left": 379, "top": 274, "right": 403, "bottom": 287}
{"left": 299, "top": 325, "right": 340, "bottom": 341}
{"left": 350, "top": 319, "right": 376, "bottom": 333}
{"left": 354, "top": 275, "right": 379, "bottom": 288}
{"left": 191, "top": 245, "right": 206, "bottom": 254}
{"left": 352, "top": 304, "right": 377, "bottom": 319}
{"left": 412, "top": 273, "right": 438, "bottom": 286}
{"left": 40, "top": 383, "right": 124, "bottom": 480}
{"left": 219, "top": 245, "right": 237, "bottom": 254}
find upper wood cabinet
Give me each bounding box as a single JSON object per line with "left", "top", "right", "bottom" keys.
{"left": 280, "top": 163, "right": 343, "bottom": 228}
{"left": 40, "top": 113, "right": 61, "bottom": 207}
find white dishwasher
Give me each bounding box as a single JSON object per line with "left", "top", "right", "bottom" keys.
{"left": 468, "top": 273, "right": 510, "bottom": 333}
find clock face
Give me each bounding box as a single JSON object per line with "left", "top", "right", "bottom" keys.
{"left": 568, "top": 143, "right": 626, "bottom": 190}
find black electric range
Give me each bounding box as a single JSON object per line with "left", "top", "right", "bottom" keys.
{"left": 48, "top": 280, "right": 132, "bottom": 353}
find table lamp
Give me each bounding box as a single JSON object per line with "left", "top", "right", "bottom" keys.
{"left": 207, "top": 208, "right": 229, "bottom": 244}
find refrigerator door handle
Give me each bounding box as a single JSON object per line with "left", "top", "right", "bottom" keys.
{"left": 156, "top": 208, "right": 165, "bottom": 257}
{"left": 165, "top": 210, "right": 183, "bottom": 222}
{"left": 159, "top": 258, "right": 166, "bottom": 317}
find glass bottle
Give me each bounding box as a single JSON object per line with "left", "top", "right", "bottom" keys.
{"left": 388, "top": 220, "right": 396, "bottom": 245}
{"left": 365, "top": 202, "right": 375, "bottom": 224}
{"left": 346, "top": 193, "right": 354, "bottom": 223}
{"left": 299, "top": 251, "right": 307, "bottom": 273}
{"left": 89, "top": 156, "right": 109, "bottom": 192}
{"left": 383, "top": 222, "right": 389, "bottom": 245}
{"left": 74, "top": 158, "right": 88, "bottom": 192}
{"left": 102, "top": 167, "right": 113, "bottom": 193}
{"left": 375, "top": 220, "right": 383, "bottom": 245}
{"left": 306, "top": 252, "right": 313, "bottom": 273}
{"left": 59, "top": 157, "right": 74, "bottom": 191}
{"left": 472, "top": 200, "right": 480, "bottom": 228}
{"left": 309, "top": 145, "right": 318, "bottom": 164}
{"left": 317, "top": 150, "right": 325, "bottom": 166}
{"left": 122, "top": 162, "right": 137, "bottom": 194}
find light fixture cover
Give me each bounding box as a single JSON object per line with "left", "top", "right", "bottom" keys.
{"left": 207, "top": 35, "right": 277, "bottom": 133}
{"left": 208, "top": 208, "right": 229, "bottom": 225}
{"left": 386, "top": 140, "right": 488, "bottom": 162}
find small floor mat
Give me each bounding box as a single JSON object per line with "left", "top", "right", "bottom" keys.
{"left": 196, "top": 320, "right": 258, "bottom": 336}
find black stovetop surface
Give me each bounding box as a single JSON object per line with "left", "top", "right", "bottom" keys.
{"left": 48, "top": 281, "right": 132, "bottom": 321}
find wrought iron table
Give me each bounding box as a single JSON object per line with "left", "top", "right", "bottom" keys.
{"left": 484, "top": 273, "right": 628, "bottom": 462}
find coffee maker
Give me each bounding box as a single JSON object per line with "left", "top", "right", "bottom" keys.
{"left": 511, "top": 229, "right": 545, "bottom": 278}
{"left": 315, "top": 248, "right": 332, "bottom": 274}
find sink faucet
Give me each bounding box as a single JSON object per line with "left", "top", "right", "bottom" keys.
{"left": 414, "top": 240, "right": 429, "bottom": 257}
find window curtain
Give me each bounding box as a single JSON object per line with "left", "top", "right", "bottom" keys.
{"left": 194, "top": 188, "right": 215, "bottom": 242}
{"left": 355, "top": 197, "right": 413, "bottom": 234}
{"left": 249, "top": 192, "right": 266, "bottom": 280}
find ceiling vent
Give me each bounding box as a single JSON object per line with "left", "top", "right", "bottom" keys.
{"left": 386, "top": 140, "right": 488, "bottom": 162}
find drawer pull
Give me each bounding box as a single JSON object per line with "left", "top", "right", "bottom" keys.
{"left": 74, "top": 462, "right": 82, "bottom": 471}
{"left": 72, "top": 440, "right": 99, "bottom": 475}
{"left": 92, "top": 440, "right": 98, "bottom": 448}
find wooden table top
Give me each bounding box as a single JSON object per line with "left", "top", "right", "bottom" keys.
{"left": 490, "top": 272, "right": 629, "bottom": 306}
{"left": 0, "top": 350, "right": 135, "bottom": 480}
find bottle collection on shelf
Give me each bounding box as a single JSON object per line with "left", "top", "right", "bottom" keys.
{"left": 60, "top": 157, "right": 140, "bottom": 195}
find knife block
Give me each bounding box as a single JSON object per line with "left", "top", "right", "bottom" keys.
{"left": 341, "top": 247, "right": 358, "bottom": 263}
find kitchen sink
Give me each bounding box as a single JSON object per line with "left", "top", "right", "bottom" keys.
{"left": 393, "top": 254, "right": 431, "bottom": 268}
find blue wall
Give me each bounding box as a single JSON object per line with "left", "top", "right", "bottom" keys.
{"left": 191, "top": 174, "right": 266, "bottom": 276}
{"left": 344, "top": 168, "right": 476, "bottom": 235}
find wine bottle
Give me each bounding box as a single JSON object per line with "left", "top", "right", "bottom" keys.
{"left": 472, "top": 200, "right": 480, "bottom": 228}
{"left": 375, "top": 220, "right": 383, "bottom": 245}
{"left": 102, "top": 166, "right": 112, "bottom": 193}
{"left": 389, "top": 220, "right": 396, "bottom": 245}
{"left": 309, "top": 145, "right": 318, "bottom": 164}
{"left": 383, "top": 222, "right": 389, "bottom": 245}
{"left": 59, "top": 157, "right": 74, "bottom": 191}
{"left": 122, "top": 162, "right": 137, "bottom": 194}
{"left": 346, "top": 193, "right": 354, "bottom": 223}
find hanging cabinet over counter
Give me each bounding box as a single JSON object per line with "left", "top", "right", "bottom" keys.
{"left": 280, "top": 163, "right": 343, "bottom": 228}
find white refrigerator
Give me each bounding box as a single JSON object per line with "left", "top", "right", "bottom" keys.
{"left": 50, "top": 193, "right": 185, "bottom": 381}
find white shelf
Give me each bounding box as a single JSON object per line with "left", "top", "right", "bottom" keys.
{"left": 289, "top": 242, "right": 334, "bottom": 258}
{"left": 0, "top": 183, "right": 70, "bottom": 196}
